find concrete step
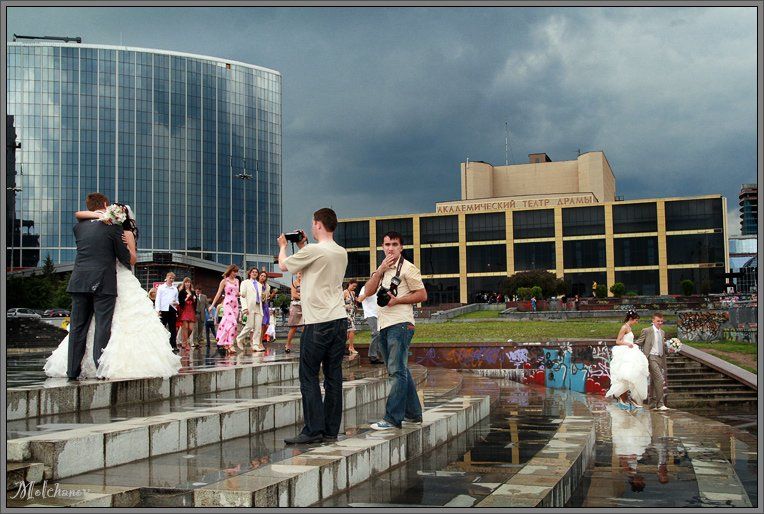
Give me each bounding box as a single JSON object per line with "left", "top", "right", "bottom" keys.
{"left": 6, "top": 462, "right": 44, "bottom": 491}
{"left": 668, "top": 376, "right": 736, "bottom": 384}
{"left": 193, "top": 395, "right": 492, "bottom": 507}
{"left": 7, "top": 365, "right": 424, "bottom": 480}
{"left": 668, "top": 383, "right": 751, "bottom": 392}
{"left": 667, "top": 372, "right": 727, "bottom": 380}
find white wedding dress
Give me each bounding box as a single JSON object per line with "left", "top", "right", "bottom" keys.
{"left": 605, "top": 331, "right": 649, "bottom": 404}
{"left": 44, "top": 261, "right": 182, "bottom": 379}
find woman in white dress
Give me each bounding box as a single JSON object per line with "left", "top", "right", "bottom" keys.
{"left": 605, "top": 310, "right": 649, "bottom": 410}
{"left": 44, "top": 204, "right": 182, "bottom": 379}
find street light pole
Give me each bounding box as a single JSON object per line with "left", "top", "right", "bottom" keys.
{"left": 236, "top": 158, "right": 253, "bottom": 275}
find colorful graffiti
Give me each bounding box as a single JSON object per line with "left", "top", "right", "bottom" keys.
{"left": 677, "top": 311, "right": 730, "bottom": 342}
{"left": 410, "top": 342, "right": 612, "bottom": 395}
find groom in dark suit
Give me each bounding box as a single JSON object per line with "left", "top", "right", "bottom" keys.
{"left": 635, "top": 312, "right": 669, "bottom": 410}
{"left": 66, "top": 192, "right": 132, "bottom": 380}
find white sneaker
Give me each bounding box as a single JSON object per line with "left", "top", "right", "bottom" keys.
{"left": 657, "top": 405, "right": 670, "bottom": 411}
{"left": 370, "top": 420, "right": 399, "bottom": 430}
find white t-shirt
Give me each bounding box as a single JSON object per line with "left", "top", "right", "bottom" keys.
{"left": 284, "top": 240, "right": 347, "bottom": 325}
{"left": 359, "top": 286, "right": 378, "bottom": 319}
{"left": 375, "top": 259, "right": 425, "bottom": 331}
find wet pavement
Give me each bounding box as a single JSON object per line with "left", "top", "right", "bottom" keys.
{"left": 319, "top": 378, "right": 577, "bottom": 507}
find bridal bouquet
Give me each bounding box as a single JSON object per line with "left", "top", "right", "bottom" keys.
{"left": 666, "top": 337, "right": 682, "bottom": 354}
{"left": 100, "top": 204, "right": 126, "bottom": 225}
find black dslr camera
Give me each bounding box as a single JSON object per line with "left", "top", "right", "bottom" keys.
{"left": 284, "top": 230, "right": 306, "bottom": 243}
{"left": 377, "top": 275, "right": 401, "bottom": 307}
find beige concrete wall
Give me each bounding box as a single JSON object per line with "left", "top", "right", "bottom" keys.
{"left": 463, "top": 161, "right": 494, "bottom": 200}
{"left": 577, "top": 152, "right": 615, "bottom": 203}
{"left": 491, "top": 161, "right": 580, "bottom": 198}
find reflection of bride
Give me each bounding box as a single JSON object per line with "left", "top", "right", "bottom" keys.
{"left": 606, "top": 311, "right": 649, "bottom": 409}
{"left": 607, "top": 402, "right": 653, "bottom": 492}
{"left": 44, "top": 205, "right": 181, "bottom": 379}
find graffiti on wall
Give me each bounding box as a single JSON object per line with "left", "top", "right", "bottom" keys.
{"left": 677, "top": 311, "right": 730, "bottom": 342}
{"left": 410, "top": 342, "right": 613, "bottom": 395}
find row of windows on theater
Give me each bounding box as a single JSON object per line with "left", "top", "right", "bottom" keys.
{"left": 341, "top": 232, "right": 725, "bottom": 277}
{"left": 416, "top": 266, "right": 727, "bottom": 303}
{"left": 335, "top": 199, "right": 723, "bottom": 248}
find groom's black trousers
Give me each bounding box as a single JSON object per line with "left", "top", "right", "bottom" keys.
{"left": 67, "top": 292, "right": 117, "bottom": 379}
{"left": 160, "top": 309, "right": 178, "bottom": 350}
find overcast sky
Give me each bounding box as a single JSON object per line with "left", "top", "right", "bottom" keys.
{"left": 7, "top": 6, "right": 758, "bottom": 237}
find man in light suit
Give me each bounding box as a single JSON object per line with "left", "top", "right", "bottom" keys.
{"left": 635, "top": 312, "right": 669, "bottom": 410}
{"left": 237, "top": 267, "right": 265, "bottom": 351}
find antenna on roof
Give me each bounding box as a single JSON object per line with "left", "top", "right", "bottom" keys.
{"left": 505, "top": 122, "right": 509, "bottom": 166}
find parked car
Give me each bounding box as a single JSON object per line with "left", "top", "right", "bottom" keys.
{"left": 43, "top": 308, "right": 70, "bottom": 317}
{"left": 7, "top": 308, "right": 42, "bottom": 319}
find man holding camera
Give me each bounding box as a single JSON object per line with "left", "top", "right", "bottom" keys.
{"left": 363, "top": 231, "right": 427, "bottom": 430}
{"left": 277, "top": 208, "right": 348, "bottom": 444}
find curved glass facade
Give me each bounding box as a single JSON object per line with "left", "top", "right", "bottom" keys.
{"left": 7, "top": 42, "right": 281, "bottom": 268}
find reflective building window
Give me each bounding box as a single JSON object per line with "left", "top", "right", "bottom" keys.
{"left": 614, "top": 237, "right": 658, "bottom": 267}
{"left": 563, "top": 271, "right": 607, "bottom": 297}
{"left": 563, "top": 239, "right": 606, "bottom": 269}
{"left": 423, "top": 278, "right": 460, "bottom": 306}
{"left": 346, "top": 251, "right": 371, "bottom": 278}
{"left": 613, "top": 202, "right": 657, "bottom": 233}
{"left": 668, "top": 267, "right": 725, "bottom": 295}
{"left": 466, "top": 213, "right": 505, "bottom": 242}
{"left": 514, "top": 242, "right": 555, "bottom": 271}
{"left": 420, "top": 215, "right": 458, "bottom": 244}
{"left": 467, "top": 244, "right": 506, "bottom": 273}
{"left": 513, "top": 209, "right": 554, "bottom": 239}
{"left": 615, "top": 270, "right": 660, "bottom": 296}
{"left": 421, "top": 247, "right": 460, "bottom": 275}
{"left": 665, "top": 198, "right": 723, "bottom": 231}
{"left": 667, "top": 233, "right": 725, "bottom": 265}
{"left": 562, "top": 206, "right": 605, "bottom": 236}
{"left": 335, "top": 221, "right": 370, "bottom": 248}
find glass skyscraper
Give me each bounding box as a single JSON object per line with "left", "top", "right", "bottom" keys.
{"left": 6, "top": 42, "right": 281, "bottom": 269}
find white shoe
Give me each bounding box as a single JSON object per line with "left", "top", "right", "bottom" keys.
{"left": 657, "top": 405, "right": 670, "bottom": 411}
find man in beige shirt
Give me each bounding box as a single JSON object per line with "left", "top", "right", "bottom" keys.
{"left": 278, "top": 207, "right": 348, "bottom": 444}
{"left": 362, "top": 231, "right": 427, "bottom": 430}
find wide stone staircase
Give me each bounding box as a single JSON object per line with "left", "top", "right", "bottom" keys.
{"left": 666, "top": 353, "right": 757, "bottom": 409}
{"left": 5, "top": 352, "right": 491, "bottom": 507}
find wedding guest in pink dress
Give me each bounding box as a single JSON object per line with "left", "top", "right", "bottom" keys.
{"left": 209, "top": 265, "right": 240, "bottom": 355}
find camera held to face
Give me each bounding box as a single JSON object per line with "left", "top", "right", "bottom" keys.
{"left": 284, "top": 230, "right": 305, "bottom": 243}
{"left": 376, "top": 275, "right": 401, "bottom": 307}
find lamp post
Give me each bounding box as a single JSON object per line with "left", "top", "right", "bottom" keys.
{"left": 236, "top": 158, "right": 253, "bottom": 275}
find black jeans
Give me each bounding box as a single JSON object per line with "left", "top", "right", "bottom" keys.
{"left": 160, "top": 309, "right": 177, "bottom": 350}
{"left": 298, "top": 318, "right": 347, "bottom": 437}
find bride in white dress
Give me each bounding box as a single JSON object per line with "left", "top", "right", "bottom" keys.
{"left": 605, "top": 310, "right": 649, "bottom": 410}
{"left": 44, "top": 204, "right": 182, "bottom": 379}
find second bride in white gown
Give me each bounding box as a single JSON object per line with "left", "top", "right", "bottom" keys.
{"left": 44, "top": 205, "right": 181, "bottom": 380}
{"left": 605, "top": 310, "right": 649, "bottom": 410}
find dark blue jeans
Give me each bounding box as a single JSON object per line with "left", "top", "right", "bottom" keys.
{"left": 379, "top": 322, "right": 422, "bottom": 427}
{"left": 299, "top": 318, "right": 347, "bottom": 437}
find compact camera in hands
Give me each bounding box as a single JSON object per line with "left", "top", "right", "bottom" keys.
{"left": 377, "top": 276, "right": 401, "bottom": 307}
{"left": 284, "top": 230, "right": 306, "bottom": 243}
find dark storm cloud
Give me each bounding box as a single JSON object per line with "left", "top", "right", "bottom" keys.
{"left": 7, "top": 6, "right": 757, "bottom": 235}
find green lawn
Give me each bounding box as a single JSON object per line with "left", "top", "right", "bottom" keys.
{"left": 454, "top": 310, "right": 502, "bottom": 319}
{"left": 686, "top": 341, "right": 757, "bottom": 373}
{"left": 353, "top": 320, "right": 677, "bottom": 343}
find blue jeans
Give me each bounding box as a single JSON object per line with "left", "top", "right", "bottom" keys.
{"left": 379, "top": 322, "right": 422, "bottom": 427}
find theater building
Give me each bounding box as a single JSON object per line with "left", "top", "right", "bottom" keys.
{"left": 336, "top": 151, "right": 729, "bottom": 305}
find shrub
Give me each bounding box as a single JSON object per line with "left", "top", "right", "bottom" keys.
{"left": 625, "top": 291, "right": 638, "bottom": 297}
{"left": 517, "top": 287, "right": 532, "bottom": 300}
{"left": 594, "top": 284, "right": 609, "bottom": 298}
{"left": 680, "top": 279, "right": 694, "bottom": 296}
{"left": 609, "top": 282, "right": 626, "bottom": 297}
{"left": 530, "top": 286, "right": 542, "bottom": 299}
{"left": 502, "top": 270, "right": 566, "bottom": 299}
